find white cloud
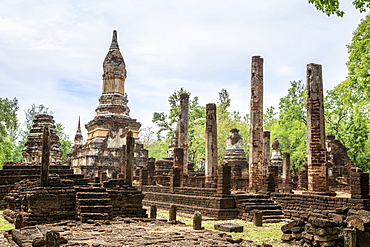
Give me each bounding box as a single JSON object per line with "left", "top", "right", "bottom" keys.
{"left": 0, "top": 0, "right": 366, "bottom": 141}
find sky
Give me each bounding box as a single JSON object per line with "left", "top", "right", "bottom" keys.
{"left": 0, "top": 0, "right": 367, "bottom": 141}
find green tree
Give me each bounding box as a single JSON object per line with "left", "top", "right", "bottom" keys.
{"left": 152, "top": 88, "right": 206, "bottom": 163}
{"left": 12, "top": 104, "right": 53, "bottom": 162}
{"left": 268, "top": 81, "right": 307, "bottom": 173}
{"left": 324, "top": 15, "right": 370, "bottom": 171}
{"left": 0, "top": 97, "right": 19, "bottom": 168}
{"left": 14, "top": 104, "right": 72, "bottom": 164}
{"left": 308, "top": 0, "right": 370, "bottom": 17}
{"left": 56, "top": 123, "right": 72, "bottom": 164}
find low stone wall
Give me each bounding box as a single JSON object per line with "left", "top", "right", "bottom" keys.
{"left": 142, "top": 186, "right": 238, "bottom": 219}
{"left": 272, "top": 193, "right": 370, "bottom": 220}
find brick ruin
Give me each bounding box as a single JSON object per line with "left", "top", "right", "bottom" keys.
{"left": 0, "top": 114, "right": 147, "bottom": 227}
{"left": 0, "top": 31, "right": 370, "bottom": 246}
{"left": 22, "top": 114, "right": 63, "bottom": 163}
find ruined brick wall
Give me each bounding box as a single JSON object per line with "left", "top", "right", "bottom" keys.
{"left": 272, "top": 193, "right": 370, "bottom": 220}
{"left": 142, "top": 186, "right": 238, "bottom": 219}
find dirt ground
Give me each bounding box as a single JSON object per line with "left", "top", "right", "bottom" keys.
{"left": 0, "top": 209, "right": 291, "bottom": 247}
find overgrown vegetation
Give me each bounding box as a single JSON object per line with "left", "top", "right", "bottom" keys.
{"left": 0, "top": 211, "right": 14, "bottom": 231}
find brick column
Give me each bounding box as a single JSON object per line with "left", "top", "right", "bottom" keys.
{"left": 139, "top": 169, "right": 148, "bottom": 189}
{"left": 249, "top": 56, "right": 264, "bottom": 192}
{"left": 126, "top": 131, "right": 134, "bottom": 187}
{"left": 263, "top": 131, "right": 271, "bottom": 178}
{"left": 170, "top": 167, "right": 181, "bottom": 193}
{"left": 306, "top": 63, "right": 328, "bottom": 192}
{"left": 217, "top": 163, "right": 231, "bottom": 195}
{"left": 350, "top": 167, "right": 370, "bottom": 199}
{"left": 205, "top": 103, "right": 217, "bottom": 184}
{"left": 173, "top": 148, "right": 184, "bottom": 175}
{"left": 40, "top": 126, "right": 50, "bottom": 187}
{"left": 282, "top": 152, "right": 291, "bottom": 185}
{"left": 179, "top": 93, "right": 189, "bottom": 175}
{"left": 146, "top": 157, "right": 156, "bottom": 184}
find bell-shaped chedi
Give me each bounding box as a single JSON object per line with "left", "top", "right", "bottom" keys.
{"left": 22, "top": 114, "right": 63, "bottom": 163}
{"left": 67, "top": 30, "right": 145, "bottom": 178}
{"left": 223, "top": 128, "right": 248, "bottom": 178}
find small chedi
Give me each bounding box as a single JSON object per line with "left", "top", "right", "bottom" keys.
{"left": 22, "top": 114, "right": 63, "bottom": 163}
{"left": 223, "top": 128, "right": 248, "bottom": 188}
{"left": 67, "top": 30, "right": 147, "bottom": 178}
{"left": 270, "top": 138, "right": 283, "bottom": 173}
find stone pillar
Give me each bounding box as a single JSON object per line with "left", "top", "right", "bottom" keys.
{"left": 306, "top": 63, "right": 328, "bottom": 192}
{"left": 179, "top": 93, "right": 189, "bottom": 175}
{"left": 126, "top": 131, "right": 134, "bottom": 187}
{"left": 146, "top": 157, "right": 156, "bottom": 184}
{"left": 249, "top": 56, "right": 264, "bottom": 192}
{"left": 193, "top": 211, "right": 202, "bottom": 230}
{"left": 41, "top": 126, "right": 50, "bottom": 187}
{"left": 139, "top": 169, "right": 148, "bottom": 189}
{"left": 217, "top": 163, "right": 231, "bottom": 195}
{"left": 150, "top": 205, "right": 157, "bottom": 219}
{"left": 15, "top": 214, "right": 24, "bottom": 229}
{"left": 205, "top": 103, "right": 217, "bottom": 184}
{"left": 282, "top": 152, "right": 291, "bottom": 185}
{"left": 170, "top": 167, "right": 181, "bottom": 193}
{"left": 253, "top": 211, "right": 263, "bottom": 227}
{"left": 169, "top": 204, "right": 177, "bottom": 221}
{"left": 263, "top": 131, "right": 270, "bottom": 178}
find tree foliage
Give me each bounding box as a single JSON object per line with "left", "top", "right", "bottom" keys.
{"left": 151, "top": 88, "right": 206, "bottom": 163}
{"left": 0, "top": 97, "right": 19, "bottom": 168}
{"left": 323, "top": 15, "right": 370, "bottom": 171}
{"left": 151, "top": 88, "right": 249, "bottom": 167}
{"left": 266, "top": 81, "right": 307, "bottom": 173}
{"left": 12, "top": 104, "right": 72, "bottom": 164}
{"left": 308, "top": 0, "right": 370, "bottom": 17}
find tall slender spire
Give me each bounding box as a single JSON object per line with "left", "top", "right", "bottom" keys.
{"left": 109, "top": 30, "right": 119, "bottom": 51}
{"left": 103, "top": 30, "right": 126, "bottom": 76}
{"left": 96, "top": 30, "right": 130, "bottom": 117}
{"left": 74, "top": 116, "right": 83, "bottom": 145}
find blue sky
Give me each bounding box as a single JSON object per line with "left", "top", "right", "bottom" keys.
{"left": 0, "top": 1, "right": 366, "bottom": 140}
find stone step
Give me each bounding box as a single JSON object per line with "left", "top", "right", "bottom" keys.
{"left": 78, "top": 205, "right": 113, "bottom": 213}
{"left": 259, "top": 210, "right": 284, "bottom": 216}
{"left": 242, "top": 204, "right": 281, "bottom": 211}
{"left": 77, "top": 198, "right": 111, "bottom": 205}
{"left": 76, "top": 192, "right": 110, "bottom": 199}
{"left": 262, "top": 214, "right": 285, "bottom": 220}
{"left": 78, "top": 212, "right": 109, "bottom": 222}
{"left": 76, "top": 187, "right": 107, "bottom": 193}
{"left": 236, "top": 198, "right": 277, "bottom": 204}
{"left": 234, "top": 194, "right": 268, "bottom": 200}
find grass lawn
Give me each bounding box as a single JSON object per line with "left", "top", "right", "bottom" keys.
{"left": 158, "top": 211, "right": 291, "bottom": 247}
{"left": 0, "top": 211, "right": 14, "bottom": 231}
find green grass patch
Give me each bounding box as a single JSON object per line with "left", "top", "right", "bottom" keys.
{"left": 0, "top": 211, "right": 14, "bottom": 231}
